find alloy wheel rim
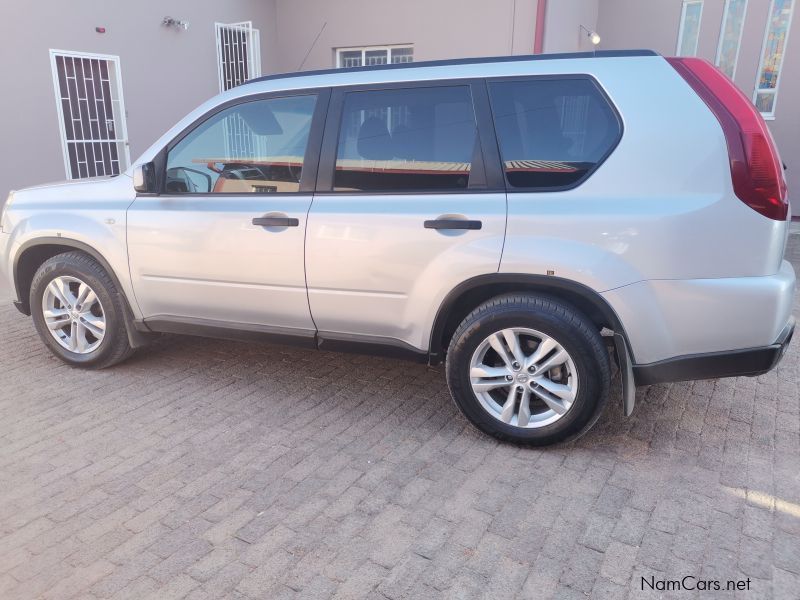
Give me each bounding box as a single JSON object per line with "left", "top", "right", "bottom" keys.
{"left": 469, "top": 327, "right": 578, "bottom": 428}
{"left": 41, "top": 276, "right": 106, "bottom": 354}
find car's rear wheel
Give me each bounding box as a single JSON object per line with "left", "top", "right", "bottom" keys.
{"left": 30, "top": 251, "right": 134, "bottom": 369}
{"left": 446, "top": 294, "right": 610, "bottom": 445}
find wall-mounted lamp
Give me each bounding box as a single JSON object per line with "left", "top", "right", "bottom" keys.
{"left": 580, "top": 24, "right": 601, "bottom": 46}
{"left": 162, "top": 17, "right": 189, "bottom": 31}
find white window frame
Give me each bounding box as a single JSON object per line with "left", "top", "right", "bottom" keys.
{"left": 676, "top": 1, "right": 704, "bottom": 56}
{"left": 335, "top": 44, "right": 413, "bottom": 68}
{"left": 215, "top": 21, "right": 262, "bottom": 92}
{"left": 715, "top": 0, "right": 749, "bottom": 79}
{"left": 752, "top": 0, "right": 796, "bottom": 119}
{"left": 48, "top": 49, "right": 131, "bottom": 180}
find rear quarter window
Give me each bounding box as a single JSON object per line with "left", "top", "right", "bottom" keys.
{"left": 488, "top": 77, "right": 621, "bottom": 190}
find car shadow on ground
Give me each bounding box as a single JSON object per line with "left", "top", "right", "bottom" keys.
{"left": 121, "top": 330, "right": 692, "bottom": 450}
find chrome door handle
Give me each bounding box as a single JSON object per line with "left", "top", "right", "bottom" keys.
{"left": 252, "top": 216, "right": 299, "bottom": 227}
{"left": 424, "top": 219, "right": 482, "bottom": 230}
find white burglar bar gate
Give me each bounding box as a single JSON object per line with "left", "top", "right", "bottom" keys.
{"left": 215, "top": 21, "right": 262, "bottom": 92}
{"left": 215, "top": 22, "right": 263, "bottom": 160}
{"left": 49, "top": 50, "right": 130, "bottom": 180}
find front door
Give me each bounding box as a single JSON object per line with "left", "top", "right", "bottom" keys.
{"left": 305, "top": 82, "right": 507, "bottom": 351}
{"left": 127, "top": 91, "right": 327, "bottom": 336}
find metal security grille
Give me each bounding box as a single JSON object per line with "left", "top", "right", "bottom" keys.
{"left": 215, "top": 22, "right": 262, "bottom": 92}
{"left": 336, "top": 45, "right": 414, "bottom": 68}
{"left": 49, "top": 50, "right": 130, "bottom": 180}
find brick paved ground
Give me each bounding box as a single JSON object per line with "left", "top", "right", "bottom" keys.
{"left": 0, "top": 237, "right": 798, "bottom": 600}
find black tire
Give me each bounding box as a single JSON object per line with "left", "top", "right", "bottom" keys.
{"left": 445, "top": 294, "right": 610, "bottom": 445}
{"left": 30, "top": 251, "right": 134, "bottom": 369}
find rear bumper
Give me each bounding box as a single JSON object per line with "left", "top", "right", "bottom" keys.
{"left": 633, "top": 316, "right": 795, "bottom": 385}
{"left": 603, "top": 260, "right": 796, "bottom": 365}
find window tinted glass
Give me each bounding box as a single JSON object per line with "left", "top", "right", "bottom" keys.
{"left": 334, "top": 86, "right": 477, "bottom": 191}
{"left": 165, "top": 95, "right": 317, "bottom": 194}
{"left": 488, "top": 79, "right": 620, "bottom": 189}
{"left": 754, "top": 0, "right": 795, "bottom": 115}
{"left": 678, "top": 1, "right": 704, "bottom": 57}
{"left": 716, "top": 0, "right": 747, "bottom": 78}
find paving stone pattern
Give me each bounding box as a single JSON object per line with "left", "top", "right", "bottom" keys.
{"left": 0, "top": 237, "right": 798, "bottom": 599}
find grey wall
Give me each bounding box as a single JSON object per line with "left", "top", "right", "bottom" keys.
{"left": 542, "top": 0, "right": 599, "bottom": 52}
{"left": 2, "top": 0, "right": 797, "bottom": 215}
{"left": 597, "top": 0, "right": 800, "bottom": 214}
{"left": 270, "top": 0, "right": 539, "bottom": 72}
{"left": 0, "top": 0, "right": 277, "bottom": 200}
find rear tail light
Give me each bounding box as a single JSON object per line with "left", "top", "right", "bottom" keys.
{"left": 667, "top": 57, "right": 788, "bottom": 221}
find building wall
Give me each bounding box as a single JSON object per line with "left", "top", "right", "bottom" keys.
{"left": 541, "top": 0, "right": 599, "bottom": 52}
{"left": 0, "top": 0, "right": 277, "bottom": 200}
{"left": 271, "top": 0, "right": 539, "bottom": 72}
{"left": 597, "top": 0, "right": 800, "bottom": 214}
{"left": 2, "top": 0, "right": 797, "bottom": 216}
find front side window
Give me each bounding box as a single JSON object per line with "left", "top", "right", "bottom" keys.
{"left": 677, "top": 1, "right": 704, "bottom": 56}
{"left": 334, "top": 86, "right": 477, "bottom": 191}
{"left": 488, "top": 78, "right": 621, "bottom": 190}
{"left": 716, "top": 0, "right": 749, "bottom": 78}
{"left": 754, "top": 0, "right": 796, "bottom": 117}
{"left": 165, "top": 95, "right": 317, "bottom": 194}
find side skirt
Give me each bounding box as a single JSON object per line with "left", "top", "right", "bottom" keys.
{"left": 138, "top": 316, "right": 317, "bottom": 349}
{"left": 316, "top": 331, "right": 429, "bottom": 363}
{"left": 135, "top": 316, "right": 429, "bottom": 362}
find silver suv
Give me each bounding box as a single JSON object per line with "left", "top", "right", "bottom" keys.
{"left": 1, "top": 51, "right": 795, "bottom": 445}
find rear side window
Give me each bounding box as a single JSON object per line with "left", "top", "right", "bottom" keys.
{"left": 334, "top": 86, "right": 478, "bottom": 191}
{"left": 488, "top": 78, "right": 620, "bottom": 189}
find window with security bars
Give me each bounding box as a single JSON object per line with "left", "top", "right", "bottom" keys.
{"left": 49, "top": 50, "right": 130, "bottom": 180}
{"left": 336, "top": 45, "right": 414, "bottom": 68}
{"left": 215, "top": 22, "right": 262, "bottom": 92}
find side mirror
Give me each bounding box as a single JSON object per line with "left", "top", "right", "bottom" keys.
{"left": 133, "top": 162, "right": 156, "bottom": 193}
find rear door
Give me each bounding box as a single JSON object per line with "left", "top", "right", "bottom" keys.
{"left": 305, "top": 80, "right": 507, "bottom": 352}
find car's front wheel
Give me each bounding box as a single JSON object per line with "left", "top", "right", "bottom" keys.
{"left": 446, "top": 294, "right": 610, "bottom": 445}
{"left": 30, "top": 251, "right": 134, "bottom": 369}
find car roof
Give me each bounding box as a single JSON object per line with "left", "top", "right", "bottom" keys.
{"left": 245, "top": 49, "right": 659, "bottom": 87}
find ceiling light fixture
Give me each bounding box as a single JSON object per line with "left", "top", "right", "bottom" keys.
{"left": 163, "top": 17, "right": 189, "bottom": 31}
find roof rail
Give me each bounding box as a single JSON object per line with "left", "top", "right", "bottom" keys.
{"left": 245, "top": 49, "right": 659, "bottom": 86}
